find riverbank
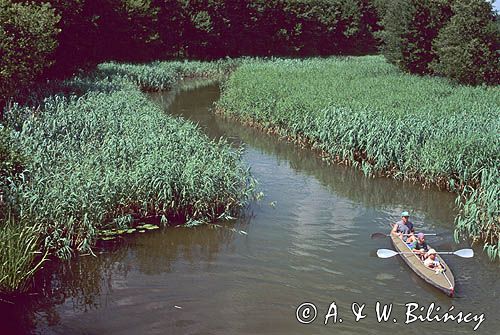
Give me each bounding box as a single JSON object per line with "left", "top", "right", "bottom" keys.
{"left": 216, "top": 55, "right": 500, "bottom": 260}
{"left": 0, "top": 60, "right": 255, "bottom": 293}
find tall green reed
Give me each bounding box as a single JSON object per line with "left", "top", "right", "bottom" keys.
{"left": 0, "top": 59, "right": 255, "bottom": 291}
{"left": 217, "top": 55, "right": 500, "bottom": 259}
{"left": 0, "top": 214, "right": 47, "bottom": 293}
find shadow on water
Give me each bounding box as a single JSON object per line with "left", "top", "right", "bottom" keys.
{"left": 0, "top": 218, "right": 247, "bottom": 334}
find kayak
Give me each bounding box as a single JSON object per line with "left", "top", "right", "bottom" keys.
{"left": 390, "top": 233, "right": 455, "bottom": 297}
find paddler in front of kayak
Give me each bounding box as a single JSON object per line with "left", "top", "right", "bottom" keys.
{"left": 391, "top": 211, "right": 414, "bottom": 241}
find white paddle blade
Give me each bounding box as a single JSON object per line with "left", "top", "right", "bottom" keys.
{"left": 454, "top": 248, "right": 474, "bottom": 258}
{"left": 377, "top": 249, "right": 398, "bottom": 258}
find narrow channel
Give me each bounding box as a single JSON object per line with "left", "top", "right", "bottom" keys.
{"left": 3, "top": 83, "right": 498, "bottom": 334}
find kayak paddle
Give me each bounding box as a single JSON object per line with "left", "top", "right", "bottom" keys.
{"left": 371, "top": 232, "right": 438, "bottom": 239}
{"left": 376, "top": 248, "right": 474, "bottom": 259}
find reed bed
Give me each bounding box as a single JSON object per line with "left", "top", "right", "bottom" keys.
{"left": 0, "top": 216, "right": 47, "bottom": 293}
{"left": 0, "top": 60, "right": 254, "bottom": 291}
{"left": 217, "top": 55, "right": 500, "bottom": 259}
{"left": 98, "top": 59, "right": 240, "bottom": 91}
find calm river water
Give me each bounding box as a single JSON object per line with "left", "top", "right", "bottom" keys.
{"left": 2, "top": 83, "right": 498, "bottom": 334}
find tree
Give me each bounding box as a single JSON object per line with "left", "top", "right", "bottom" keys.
{"left": 378, "top": 0, "right": 452, "bottom": 74}
{"left": 431, "top": 0, "right": 500, "bottom": 85}
{"left": 0, "top": 0, "right": 60, "bottom": 106}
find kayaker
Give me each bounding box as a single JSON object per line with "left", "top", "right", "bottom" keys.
{"left": 391, "top": 211, "right": 414, "bottom": 241}
{"left": 411, "top": 232, "right": 429, "bottom": 259}
{"left": 424, "top": 249, "right": 445, "bottom": 272}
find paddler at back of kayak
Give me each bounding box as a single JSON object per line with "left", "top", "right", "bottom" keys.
{"left": 391, "top": 211, "right": 414, "bottom": 241}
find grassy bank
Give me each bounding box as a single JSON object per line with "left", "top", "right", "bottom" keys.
{"left": 0, "top": 60, "right": 255, "bottom": 292}
{"left": 216, "top": 55, "right": 500, "bottom": 260}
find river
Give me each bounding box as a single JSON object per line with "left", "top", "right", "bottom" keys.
{"left": 2, "top": 82, "right": 498, "bottom": 334}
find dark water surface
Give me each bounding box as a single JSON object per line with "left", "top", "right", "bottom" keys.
{"left": 3, "top": 83, "right": 498, "bottom": 334}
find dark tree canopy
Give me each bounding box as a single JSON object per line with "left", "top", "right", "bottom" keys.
{"left": 1, "top": 0, "right": 498, "bottom": 109}
{"left": 431, "top": 0, "right": 500, "bottom": 85}
{"left": 377, "top": 0, "right": 452, "bottom": 74}
{"left": 0, "top": 0, "right": 60, "bottom": 104}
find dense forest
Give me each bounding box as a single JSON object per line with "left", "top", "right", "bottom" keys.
{"left": 1, "top": 0, "right": 498, "bottom": 110}
{"left": 1, "top": 0, "right": 381, "bottom": 106}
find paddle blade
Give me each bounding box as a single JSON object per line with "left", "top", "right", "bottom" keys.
{"left": 454, "top": 248, "right": 474, "bottom": 258}
{"left": 371, "top": 232, "right": 388, "bottom": 239}
{"left": 377, "top": 249, "right": 398, "bottom": 258}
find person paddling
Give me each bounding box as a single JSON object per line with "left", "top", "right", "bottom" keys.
{"left": 391, "top": 211, "right": 414, "bottom": 241}
{"left": 410, "top": 232, "right": 429, "bottom": 259}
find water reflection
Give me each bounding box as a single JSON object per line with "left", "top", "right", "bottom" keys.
{"left": 0, "top": 219, "right": 247, "bottom": 334}
{"left": 0, "top": 247, "right": 127, "bottom": 334}
{"left": 130, "top": 221, "right": 246, "bottom": 275}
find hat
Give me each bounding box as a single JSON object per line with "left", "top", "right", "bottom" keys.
{"left": 401, "top": 211, "right": 410, "bottom": 217}
{"left": 427, "top": 249, "right": 436, "bottom": 255}
{"left": 417, "top": 232, "right": 424, "bottom": 239}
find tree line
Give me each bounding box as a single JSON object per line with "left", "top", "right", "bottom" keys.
{"left": 0, "top": 0, "right": 498, "bottom": 109}
{"left": 378, "top": 0, "right": 499, "bottom": 85}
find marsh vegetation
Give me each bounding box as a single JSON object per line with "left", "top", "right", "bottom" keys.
{"left": 217, "top": 56, "right": 500, "bottom": 259}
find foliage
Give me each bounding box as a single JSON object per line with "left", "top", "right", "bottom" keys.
{"left": 19, "top": 0, "right": 381, "bottom": 65}
{"left": 0, "top": 0, "right": 60, "bottom": 110}
{"left": 2, "top": 61, "right": 255, "bottom": 259}
{"left": 377, "top": 0, "right": 452, "bottom": 74}
{"left": 98, "top": 58, "right": 240, "bottom": 91}
{"left": 0, "top": 126, "right": 26, "bottom": 222}
{"left": 42, "top": 0, "right": 160, "bottom": 77}
{"left": 0, "top": 0, "right": 383, "bottom": 106}
{"left": 455, "top": 168, "right": 499, "bottom": 260}
{"left": 377, "top": 0, "right": 499, "bottom": 85}
{"left": 431, "top": 0, "right": 500, "bottom": 85}
{"left": 0, "top": 216, "right": 47, "bottom": 293}
{"left": 0, "top": 59, "right": 255, "bottom": 291}
{"left": 217, "top": 55, "right": 500, "bottom": 259}
{"left": 0, "top": 126, "right": 24, "bottom": 184}
{"left": 152, "top": 0, "right": 381, "bottom": 58}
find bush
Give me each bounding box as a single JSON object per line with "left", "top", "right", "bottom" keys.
{"left": 431, "top": 0, "right": 500, "bottom": 85}
{"left": 378, "top": 0, "right": 452, "bottom": 74}
{"left": 0, "top": 0, "right": 60, "bottom": 108}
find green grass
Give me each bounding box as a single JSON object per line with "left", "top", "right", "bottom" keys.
{"left": 0, "top": 59, "right": 255, "bottom": 291}
{"left": 217, "top": 55, "right": 500, "bottom": 259}
{"left": 98, "top": 59, "right": 240, "bottom": 91}
{"left": 0, "top": 216, "right": 47, "bottom": 293}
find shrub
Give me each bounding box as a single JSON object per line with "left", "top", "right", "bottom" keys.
{"left": 0, "top": 0, "right": 60, "bottom": 108}
{"left": 431, "top": 0, "right": 500, "bottom": 85}
{"left": 378, "top": 0, "right": 452, "bottom": 74}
